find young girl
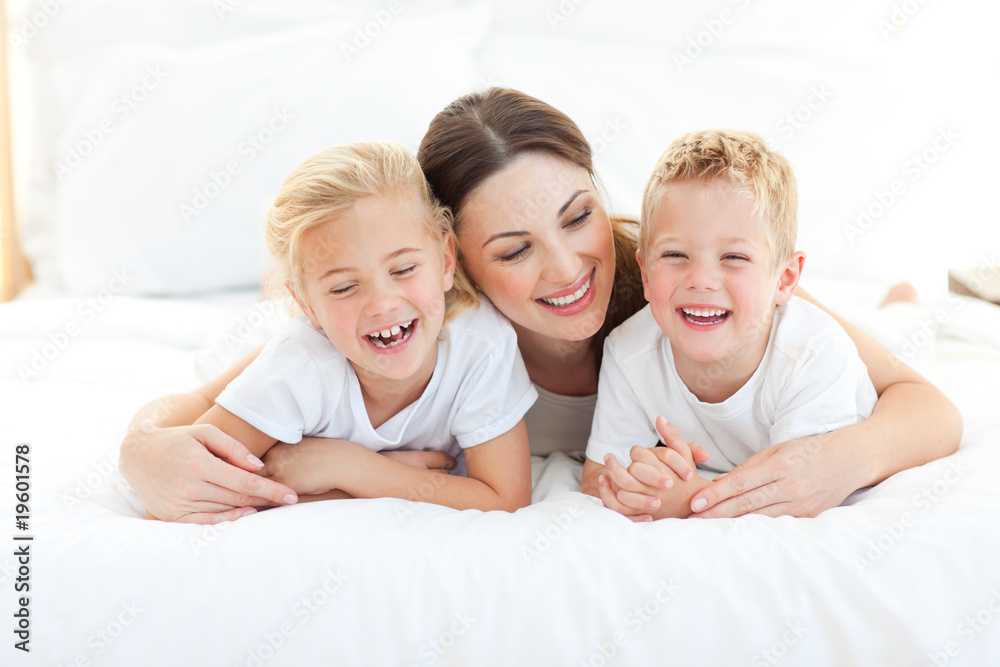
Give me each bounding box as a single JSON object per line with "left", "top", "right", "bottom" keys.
{"left": 187, "top": 141, "right": 536, "bottom": 515}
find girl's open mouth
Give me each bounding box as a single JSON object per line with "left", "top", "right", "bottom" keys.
{"left": 366, "top": 319, "right": 415, "bottom": 348}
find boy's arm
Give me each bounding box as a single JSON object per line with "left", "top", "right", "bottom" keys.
{"left": 263, "top": 420, "right": 532, "bottom": 512}
{"left": 690, "top": 289, "right": 962, "bottom": 518}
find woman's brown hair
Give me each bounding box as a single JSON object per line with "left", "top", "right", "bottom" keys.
{"left": 417, "top": 87, "right": 646, "bottom": 369}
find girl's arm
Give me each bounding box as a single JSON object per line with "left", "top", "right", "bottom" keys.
{"left": 119, "top": 347, "right": 299, "bottom": 524}
{"left": 688, "top": 288, "right": 963, "bottom": 518}
{"left": 263, "top": 420, "right": 532, "bottom": 512}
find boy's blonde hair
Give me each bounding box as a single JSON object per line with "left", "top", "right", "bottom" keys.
{"left": 640, "top": 130, "right": 797, "bottom": 272}
{"left": 265, "top": 140, "right": 477, "bottom": 323}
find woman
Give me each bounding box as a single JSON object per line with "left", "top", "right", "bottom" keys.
{"left": 119, "top": 88, "right": 962, "bottom": 524}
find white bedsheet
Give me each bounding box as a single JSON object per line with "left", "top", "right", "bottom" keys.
{"left": 2, "top": 292, "right": 1000, "bottom": 666}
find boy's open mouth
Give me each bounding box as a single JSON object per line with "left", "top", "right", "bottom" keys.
{"left": 679, "top": 308, "right": 731, "bottom": 326}
{"left": 366, "top": 319, "right": 416, "bottom": 348}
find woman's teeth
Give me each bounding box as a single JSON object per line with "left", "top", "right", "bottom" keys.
{"left": 541, "top": 277, "right": 591, "bottom": 307}
{"left": 367, "top": 320, "right": 414, "bottom": 348}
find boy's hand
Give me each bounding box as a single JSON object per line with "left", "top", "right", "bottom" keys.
{"left": 598, "top": 418, "right": 712, "bottom": 521}
{"left": 381, "top": 450, "right": 457, "bottom": 472}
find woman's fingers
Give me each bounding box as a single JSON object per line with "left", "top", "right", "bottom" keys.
{"left": 195, "top": 424, "right": 267, "bottom": 471}
{"left": 173, "top": 506, "right": 258, "bottom": 525}
{"left": 203, "top": 454, "right": 298, "bottom": 508}
{"left": 689, "top": 448, "right": 780, "bottom": 516}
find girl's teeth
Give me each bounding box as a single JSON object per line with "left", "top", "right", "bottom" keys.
{"left": 542, "top": 278, "right": 591, "bottom": 307}
{"left": 390, "top": 325, "right": 400, "bottom": 336}
{"left": 368, "top": 320, "right": 414, "bottom": 348}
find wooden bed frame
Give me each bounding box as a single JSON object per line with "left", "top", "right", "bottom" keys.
{"left": 1, "top": 3, "right": 32, "bottom": 302}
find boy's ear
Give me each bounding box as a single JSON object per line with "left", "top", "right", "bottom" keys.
{"left": 286, "top": 280, "right": 322, "bottom": 330}
{"left": 636, "top": 249, "right": 652, "bottom": 303}
{"left": 442, "top": 233, "right": 457, "bottom": 293}
{"left": 774, "top": 251, "right": 805, "bottom": 305}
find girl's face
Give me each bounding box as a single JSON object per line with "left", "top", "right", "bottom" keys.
{"left": 289, "top": 193, "right": 456, "bottom": 388}
{"left": 456, "top": 153, "right": 615, "bottom": 343}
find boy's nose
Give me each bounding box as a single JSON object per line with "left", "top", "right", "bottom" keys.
{"left": 684, "top": 261, "right": 720, "bottom": 291}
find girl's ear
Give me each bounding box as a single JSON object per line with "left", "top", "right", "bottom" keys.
{"left": 775, "top": 251, "right": 805, "bottom": 305}
{"left": 286, "top": 280, "right": 322, "bottom": 330}
{"left": 441, "top": 233, "right": 457, "bottom": 293}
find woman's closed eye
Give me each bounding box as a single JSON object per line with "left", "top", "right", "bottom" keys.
{"left": 564, "top": 207, "right": 592, "bottom": 229}
{"left": 497, "top": 244, "right": 529, "bottom": 263}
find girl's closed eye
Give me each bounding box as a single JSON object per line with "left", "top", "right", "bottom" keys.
{"left": 392, "top": 264, "right": 417, "bottom": 277}
{"left": 329, "top": 283, "right": 357, "bottom": 296}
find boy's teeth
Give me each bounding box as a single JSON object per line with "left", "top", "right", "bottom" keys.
{"left": 541, "top": 278, "right": 591, "bottom": 307}
{"left": 683, "top": 308, "right": 727, "bottom": 317}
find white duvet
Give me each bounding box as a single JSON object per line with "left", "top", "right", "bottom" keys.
{"left": 2, "top": 291, "right": 1000, "bottom": 666}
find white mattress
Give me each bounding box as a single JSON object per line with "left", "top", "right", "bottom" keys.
{"left": 2, "top": 290, "right": 1000, "bottom": 666}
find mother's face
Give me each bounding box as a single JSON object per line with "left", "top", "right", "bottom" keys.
{"left": 456, "top": 153, "right": 615, "bottom": 343}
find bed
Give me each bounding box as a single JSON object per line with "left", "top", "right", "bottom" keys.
{"left": 3, "top": 1, "right": 1000, "bottom": 665}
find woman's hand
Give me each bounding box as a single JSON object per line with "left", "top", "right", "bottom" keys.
{"left": 119, "top": 424, "right": 298, "bottom": 524}
{"left": 689, "top": 429, "right": 863, "bottom": 518}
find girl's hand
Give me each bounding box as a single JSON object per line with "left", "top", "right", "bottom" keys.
{"left": 259, "top": 440, "right": 342, "bottom": 496}
{"left": 119, "top": 424, "right": 298, "bottom": 524}
{"left": 689, "top": 430, "right": 860, "bottom": 518}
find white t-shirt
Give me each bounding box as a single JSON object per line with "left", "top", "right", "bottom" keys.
{"left": 217, "top": 301, "right": 537, "bottom": 460}
{"left": 586, "top": 297, "right": 878, "bottom": 473}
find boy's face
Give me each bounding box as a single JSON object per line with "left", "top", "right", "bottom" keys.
{"left": 638, "top": 179, "right": 801, "bottom": 377}
{"left": 289, "top": 193, "right": 456, "bottom": 388}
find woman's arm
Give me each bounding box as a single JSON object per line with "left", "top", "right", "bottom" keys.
{"left": 119, "top": 346, "right": 299, "bottom": 524}
{"left": 263, "top": 420, "right": 532, "bottom": 512}
{"left": 689, "top": 288, "right": 963, "bottom": 518}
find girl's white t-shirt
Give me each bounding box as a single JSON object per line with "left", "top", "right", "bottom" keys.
{"left": 217, "top": 300, "right": 537, "bottom": 458}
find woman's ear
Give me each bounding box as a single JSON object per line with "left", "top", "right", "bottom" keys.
{"left": 775, "top": 251, "right": 805, "bottom": 305}
{"left": 441, "top": 233, "right": 457, "bottom": 293}
{"left": 286, "top": 280, "right": 322, "bottom": 330}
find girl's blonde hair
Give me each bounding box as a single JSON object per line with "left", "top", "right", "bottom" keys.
{"left": 264, "top": 140, "right": 477, "bottom": 323}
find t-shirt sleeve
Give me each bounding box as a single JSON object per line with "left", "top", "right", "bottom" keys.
{"left": 769, "top": 330, "right": 878, "bottom": 445}
{"left": 450, "top": 324, "right": 538, "bottom": 448}
{"left": 585, "top": 338, "right": 659, "bottom": 466}
{"left": 215, "top": 333, "right": 326, "bottom": 445}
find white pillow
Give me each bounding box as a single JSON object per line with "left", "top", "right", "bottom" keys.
{"left": 22, "top": 1, "right": 487, "bottom": 295}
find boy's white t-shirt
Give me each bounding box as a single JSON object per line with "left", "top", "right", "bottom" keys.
{"left": 586, "top": 297, "right": 878, "bottom": 473}
{"left": 217, "top": 300, "right": 537, "bottom": 459}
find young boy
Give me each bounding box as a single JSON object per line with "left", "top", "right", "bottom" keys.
{"left": 584, "top": 129, "right": 877, "bottom": 520}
